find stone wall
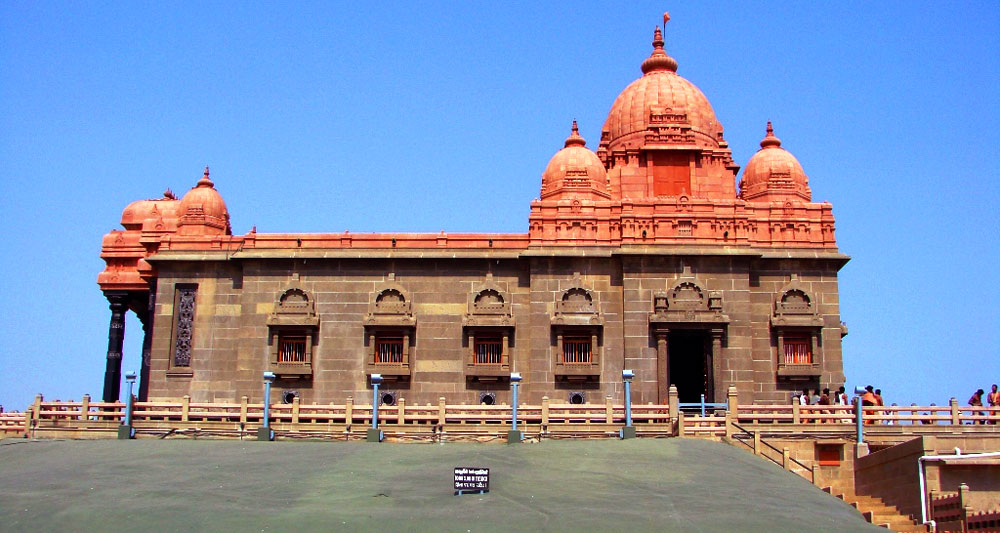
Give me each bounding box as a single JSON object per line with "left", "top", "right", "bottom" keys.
{"left": 855, "top": 436, "right": 927, "bottom": 520}
{"left": 145, "top": 251, "right": 845, "bottom": 407}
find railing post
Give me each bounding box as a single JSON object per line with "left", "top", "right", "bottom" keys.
{"left": 32, "top": 394, "right": 42, "bottom": 424}
{"left": 291, "top": 396, "right": 300, "bottom": 426}
{"left": 345, "top": 396, "right": 354, "bottom": 425}
{"left": 726, "top": 385, "right": 738, "bottom": 438}
{"left": 782, "top": 447, "right": 791, "bottom": 470}
{"left": 950, "top": 397, "right": 960, "bottom": 425}
{"left": 541, "top": 396, "right": 550, "bottom": 425}
{"left": 80, "top": 394, "right": 90, "bottom": 422}
{"left": 181, "top": 395, "right": 190, "bottom": 423}
{"left": 753, "top": 430, "right": 761, "bottom": 456}
{"left": 959, "top": 482, "right": 970, "bottom": 532}
{"left": 700, "top": 393, "right": 706, "bottom": 417}
{"left": 605, "top": 395, "right": 614, "bottom": 424}
{"left": 240, "top": 395, "right": 248, "bottom": 426}
{"left": 438, "top": 397, "right": 447, "bottom": 427}
{"left": 397, "top": 397, "right": 406, "bottom": 425}
{"left": 668, "top": 385, "right": 679, "bottom": 435}
{"left": 792, "top": 402, "right": 801, "bottom": 424}
{"left": 677, "top": 411, "right": 686, "bottom": 437}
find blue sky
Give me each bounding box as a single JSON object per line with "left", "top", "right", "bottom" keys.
{"left": 1, "top": 2, "right": 997, "bottom": 410}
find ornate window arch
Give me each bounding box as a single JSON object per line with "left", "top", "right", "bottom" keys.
{"left": 771, "top": 277, "right": 823, "bottom": 378}
{"left": 266, "top": 286, "right": 319, "bottom": 378}
{"left": 364, "top": 278, "right": 416, "bottom": 383}
{"left": 550, "top": 274, "right": 602, "bottom": 382}
{"left": 463, "top": 275, "right": 514, "bottom": 383}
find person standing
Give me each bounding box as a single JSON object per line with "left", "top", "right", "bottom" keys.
{"left": 819, "top": 388, "right": 831, "bottom": 424}
{"left": 969, "top": 389, "right": 985, "bottom": 425}
{"left": 988, "top": 384, "right": 999, "bottom": 425}
{"left": 861, "top": 386, "right": 877, "bottom": 425}
{"left": 874, "top": 389, "right": 885, "bottom": 424}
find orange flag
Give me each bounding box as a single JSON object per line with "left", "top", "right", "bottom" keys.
{"left": 664, "top": 11, "right": 670, "bottom": 26}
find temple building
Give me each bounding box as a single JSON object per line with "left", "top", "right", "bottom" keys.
{"left": 98, "top": 19, "right": 848, "bottom": 407}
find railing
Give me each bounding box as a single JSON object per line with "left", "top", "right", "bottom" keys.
{"left": 930, "top": 491, "right": 962, "bottom": 524}
{"left": 967, "top": 508, "right": 1000, "bottom": 533}
{"left": 930, "top": 483, "right": 1000, "bottom": 533}
{"left": 729, "top": 421, "right": 815, "bottom": 484}
{"left": 21, "top": 394, "right": 676, "bottom": 441}
{"left": 0, "top": 411, "right": 27, "bottom": 437}
{"left": 736, "top": 402, "right": 999, "bottom": 427}
{"left": 17, "top": 393, "right": 997, "bottom": 441}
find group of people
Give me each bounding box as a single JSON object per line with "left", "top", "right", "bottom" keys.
{"left": 795, "top": 386, "right": 852, "bottom": 407}
{"left": 968, "top": 384, "right": 1000, "bottom": 424}
{"left": 791, "top": 384, "right": 1000, "bottom": 425}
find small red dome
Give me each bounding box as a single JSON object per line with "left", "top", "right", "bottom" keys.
{"left": 540, "top": 121, "right": 610, "bottom": 200}
{"left": 178, "top": 167, "right": 231, "bottom": 235}
{"left": 740, "top": 122, "right": 811, "bottom": 202}
{"left": 120, "top": 189, "right": 181, "bottom": 231}
{"left": 603, "top": 26, "right": 723, "bottom": 152}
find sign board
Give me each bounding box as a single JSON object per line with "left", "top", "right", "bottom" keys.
{"left": 454, "top": 467, "right": 490, "bottom": 493}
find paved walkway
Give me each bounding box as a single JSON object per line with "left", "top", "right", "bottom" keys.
{"left": 0, "top": 438, "right": 884, "bottom": 532}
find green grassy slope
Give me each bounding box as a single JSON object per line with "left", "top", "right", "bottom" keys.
{"left": 0, "top": 438, "right": 883, "bottom": 532}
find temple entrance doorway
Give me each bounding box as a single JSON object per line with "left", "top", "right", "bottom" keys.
{"left": 668, "top": 330, "right": 712, "bottom": 403}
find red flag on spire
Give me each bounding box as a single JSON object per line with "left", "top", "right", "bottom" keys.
{"left": 663, "top": 11, "right": 670, "bottom": 26}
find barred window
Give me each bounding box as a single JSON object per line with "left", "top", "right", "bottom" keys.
{"left": 375, "top": 337, "right": 404, "bottom": 364}
{"left": 783, "top": 335, "right": 812, "bottom": 364}
{"left": 563, "top": 337, "right": 591, "bottom": 364}
{"left": 278, "top": 336, "right": 307, "bottom": 363}
{"left": 474, "top": 338, "right": 502, "bottom": 365}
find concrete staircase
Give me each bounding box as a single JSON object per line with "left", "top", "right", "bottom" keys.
{"left": 823, "top": 487, "right": 930, "bottom": 532}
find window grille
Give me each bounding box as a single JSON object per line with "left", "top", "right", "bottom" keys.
{"left": 474, "top": 338, "right": 503, "bottom": 365}
{"left": 278, "top": 336, "right": 307, "bottom": 363}
{"left": 783, "top": 335, "right": 812, "bottom": 364}
{"left": 172, "top": 286, "right": 197, "bottom": 367}
{"left": 375, "top": 337, "right": 404, "bottom": 364}
{"left": 563, "top": 337, "right": 591, "bottom": 364}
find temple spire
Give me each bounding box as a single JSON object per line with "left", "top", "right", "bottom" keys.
{"left": 197, "top": 165, "right": 214, "bottom": 188}
{"left": 564, "top": 119, "right": 586, "bottom": 147}
{"left": 641, "top": 18, "right": 678, "bottom": 74}
{"left": 760, "top": 121, "right": 782, "bottom": 149}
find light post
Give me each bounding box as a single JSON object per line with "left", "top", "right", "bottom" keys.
{"left": 621, "top": 369, "right": 636, "bottom": 439}
{"left": 258, "top": 371, "right": 276, "bottom": 441}
{"left": 508, "top": 373, "right": 522, "bottom": 444}
{"left": 853, "top": 386, "right": 866, "bottom": 445}
{"left": 367, "top": 374, "right": 383, "bottom": 442}
{"left": 118, "top": 371, "right": 136, "bottom": 440}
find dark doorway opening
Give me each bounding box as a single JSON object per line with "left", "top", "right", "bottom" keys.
{"left": 668, "top": 330, "right": 711, "bottom": 403}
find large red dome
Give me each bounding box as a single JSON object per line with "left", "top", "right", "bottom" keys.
{"left": 602, "top": 27, "right": 724, "bottom": 152}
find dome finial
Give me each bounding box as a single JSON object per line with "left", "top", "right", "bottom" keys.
{"left": 564, "top": 119, "right": 586, "bottom": 147}
{"left": 760, "top": 121, "right": 782, "bottom": 149}
{"left": 197, "top": 165, "right": 215, "bottom": 188}
{"left": 641, "top": 20, "right": 678, "bottom": 74}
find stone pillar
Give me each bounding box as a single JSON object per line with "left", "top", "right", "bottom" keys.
{"left": 656, "top": 331, "right": 669, "bottom": 403}
{"left": 137, "top": 287, "right": 155, "bottom": 402}
{"left": 102, "top": 293, "right": 129, "bottom": 402}
{"left": 710, "top": 329, "right": 724, "bottom": 403}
